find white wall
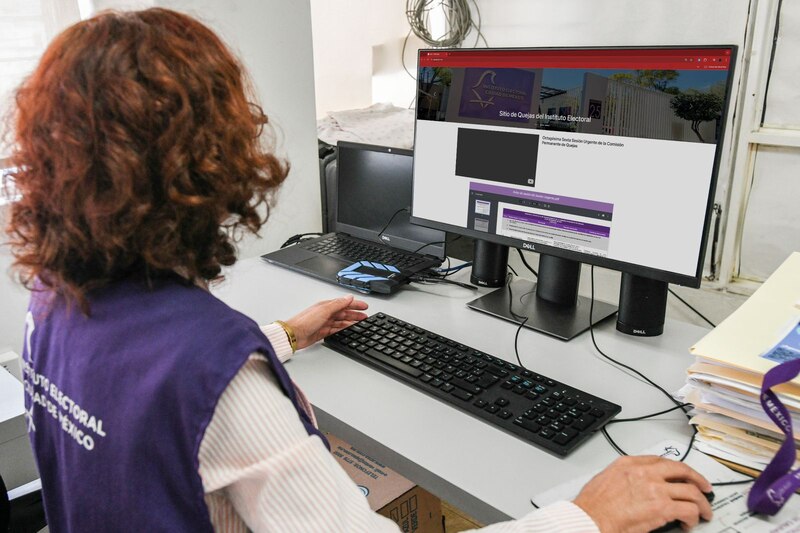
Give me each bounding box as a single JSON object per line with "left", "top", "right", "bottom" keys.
{"left": 156, "top": 0, "right": 321, "bottom": 258}
{"left": 0, "top": 208, "right": 33, "bottom": 356}
{"left": 310, "top": 0, "right": 416, "bottom": 117}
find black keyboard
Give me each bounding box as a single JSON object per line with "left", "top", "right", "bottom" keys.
{"left": 324, "top": 313, "right": 621, "bottom": 456}
{"left": 303, "top": 235, "right": 429, "bottom": 270}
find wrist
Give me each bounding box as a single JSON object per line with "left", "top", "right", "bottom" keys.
{"left": 273, "top": 320, "right": 298, "bottom": 353}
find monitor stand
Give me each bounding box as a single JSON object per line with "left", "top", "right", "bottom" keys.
{"left": 466, "top": 252, "right": 618, "bottom": 341}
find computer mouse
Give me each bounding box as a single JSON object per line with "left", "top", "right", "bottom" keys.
{"left": 650, "top": 491, "right": 715, "bottom": 532}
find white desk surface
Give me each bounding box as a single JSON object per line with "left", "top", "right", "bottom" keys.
{"left": 213, "top": 258, "right": 709, "bottom": 524}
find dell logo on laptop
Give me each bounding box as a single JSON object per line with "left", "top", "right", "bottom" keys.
{"left": 380, "top": 235, "right": 391, "bottom": 242}
{"left": 522, "top": 242, "right": 536, "bottom": 251}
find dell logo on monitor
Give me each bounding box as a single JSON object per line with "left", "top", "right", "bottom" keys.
{"left": 522, "top": 242, "right": 536, "bottom": 251}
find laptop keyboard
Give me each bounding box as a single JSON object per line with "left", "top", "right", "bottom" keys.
{"left": 303, "top": 235, "right": 430, "bottom": 270}
{"left": 325, "top": 312, "right": 621, "bottom": 456}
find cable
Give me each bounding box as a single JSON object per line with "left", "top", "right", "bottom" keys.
{"left": 409, "top": 275, "right": 478, "bottom": 290}
{"left": 506, "top": 277, "right": 537, "bottom": 369}
{"left": 589, "top": 266, "right": 697, "bottom": 462}
{"left": 280, "top": 232, "right": 323, "bottom": 248}
{"left": 412, "top": 240, "right": 447, "bottom": 254}
{"left": 712, "top": 479, "right": 754, "bottom": 487}
{"left": 668, "top": 288, "right": 716, "bottom": 328}
{"left": 507, "top": 264, "right": 518, "bottom": 277}
{"left": 406, "top": 0, "right": 474, "bottom": 48}
{"left": 589, "top": 268, "right": 689, "bottom": 414}
{"left": 435, "top": 262, "right": 472, "bottom": 273}
{"left": 376, "top": 207, "right": 410, "bottom": 244}
{"left": 602, "top": 427, "right": 628, "bottom": 456}
{"left": 401, "top": 0, "right": 489, "bottom": 83}
{"left": 516, "top": 248, "right": 538, "bottom": 278}
{"left": 606, "top": 403, "right": 693, "bottom": 424}
{"left": 468, "top": 0, "right": 489, "bottom": 48}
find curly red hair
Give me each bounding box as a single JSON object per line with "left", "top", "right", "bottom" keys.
{"left": 4, "top": 8, "right": 287, "bottom": 310}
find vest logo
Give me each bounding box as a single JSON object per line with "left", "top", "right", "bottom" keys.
{"left": 522, "top": 242, "right": 536, "bottom": 251}
{"left": 357, "top": 485, "right": 370, "bottom": 497}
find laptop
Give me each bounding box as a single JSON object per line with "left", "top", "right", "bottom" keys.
{"left": 261, "top": 142, "right": 445, "bottom": 292}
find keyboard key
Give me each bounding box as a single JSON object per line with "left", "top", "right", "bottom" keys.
{"left": 572, "top": 417, "right": 595, "bottom": 431}
{"left": 473, "top": 399, "right": 488, "bottom": 408}
{"left": 450, "top": 377, "right": 481, "bottom": 395}
{"left": 451, "top": 389, "right": 473, "bottom": 401}
{"left": 514, "top": 417, "right": 542, "bottom": 433}
{"left": 590, "top": 408, "right": 605, "bottom": 418}
{"left": 485, "top": 404, "right": 500, "bottom": 414}
{"left": 365, "top": 348, "right": 422, "bottom": 377}
{"left": 554, "top": 428, "right": 579, "bottom": 445}
{"left": 538, "top": 428, "right": 555, "bottom": 440}
{"left": 476, "top": 374, "right": 499, "bottom": 389}
{"left": 495, "top": 398, "right": 509, "bottom": 407}
{"left": 497, "top": 409, "right": 513, "bottom": 419}
{"left": 441, "top": 383, "right": 455, "bottom": 393}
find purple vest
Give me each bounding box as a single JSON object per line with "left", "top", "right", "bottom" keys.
{"left": 22, "top": 276, "right": 327, "bottom": 532}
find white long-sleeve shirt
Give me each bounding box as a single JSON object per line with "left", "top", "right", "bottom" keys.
{"left": 197, "top": 324, "right": 600, "bottom": 532}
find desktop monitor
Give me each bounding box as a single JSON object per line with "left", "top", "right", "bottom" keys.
{"left": 410, "top": 46, "right": 737, "bottom": 339}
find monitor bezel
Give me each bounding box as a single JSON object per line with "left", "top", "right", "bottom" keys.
{"left": 409, "top": 44, "right": 738, "bottom": 288}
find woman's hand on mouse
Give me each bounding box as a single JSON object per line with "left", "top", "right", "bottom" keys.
{"left": 284, "top": 295, "right": 369, "bottom": 350}
{"left": 573, "top": 455, "right": 713, "bottom": 532}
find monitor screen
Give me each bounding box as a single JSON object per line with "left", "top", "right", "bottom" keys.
{"left": 411, "top": 46, "right": 736, "bottom": 287}
{"left": 336, "top": 141, "right": 446, "bottom": 259}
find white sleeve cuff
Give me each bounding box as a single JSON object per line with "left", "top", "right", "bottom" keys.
{"left": 526, "top": 501, "right": 600, "bottom": 532}
{"left": 261, "top": 323, "right": 294, "bottom": 364}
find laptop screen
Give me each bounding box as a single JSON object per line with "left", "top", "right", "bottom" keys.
{"left": 336, "top": 142, "right": 446, "bottom": 259}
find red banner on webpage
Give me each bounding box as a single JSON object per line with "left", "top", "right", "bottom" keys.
{"left": 419, "top": 48, "right": 732, "bottom": 71}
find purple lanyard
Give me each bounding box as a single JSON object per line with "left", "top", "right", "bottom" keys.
{"left": 747, "top": 357, "right": 800, "bottom": 515}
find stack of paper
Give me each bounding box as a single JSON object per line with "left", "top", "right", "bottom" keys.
{"left": 677, "top": 252, "right": 800, "bottom": 475}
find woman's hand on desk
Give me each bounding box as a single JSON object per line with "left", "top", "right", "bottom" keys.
{"left": 285, "top": 295, "right": 369, "bottom": 350}
{"left": 573, "top": 455, "right": 713, "bottom": 532}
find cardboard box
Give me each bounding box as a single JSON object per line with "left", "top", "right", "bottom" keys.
{"left": 0, "top": 365, "right": 39, "bottom": 491}
{"left": 327, "top": 433, "right": 442, "bottom": 533}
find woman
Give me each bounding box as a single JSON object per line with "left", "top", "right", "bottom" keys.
{"left": 5, "top": 8, "right": 713, "bottom": 532}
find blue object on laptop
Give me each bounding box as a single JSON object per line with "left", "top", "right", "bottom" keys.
{"left": 336, "top": 261, "right": 409, "bottom": 294}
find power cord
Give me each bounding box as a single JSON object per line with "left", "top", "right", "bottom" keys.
{"left": 588, "top": 265, "right": 696, "bottom": 462}
{"left": 376, "top": 207, "right": 410, "bottom": 244}
{"left": 516, "top": 249, "right": 538, "bottom": 278}
{"left": 668, "top": 288, "right": 716, "bottom": 328}
{"left": 280, "top": 232, "right": 323, "bottom": 248}
{"left": 408, "top": 273, "right": 477, "bottom": 290}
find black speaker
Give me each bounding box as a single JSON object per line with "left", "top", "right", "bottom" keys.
{"left": 616, "top": 273, "right": 668, "bottom": 337}
{"left": 470, "top": 240, "right": 508, "bottom": 288}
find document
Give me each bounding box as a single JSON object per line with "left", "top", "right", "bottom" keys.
{"left": 690, "top": 252, "right": 800, "bottom": 382}
{"left": 532, "top": 441, "right": 800, "bottom": 532}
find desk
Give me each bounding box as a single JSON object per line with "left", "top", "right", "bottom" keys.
{"left": 213, "top": 258, "right": 708, "bottom": 524}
